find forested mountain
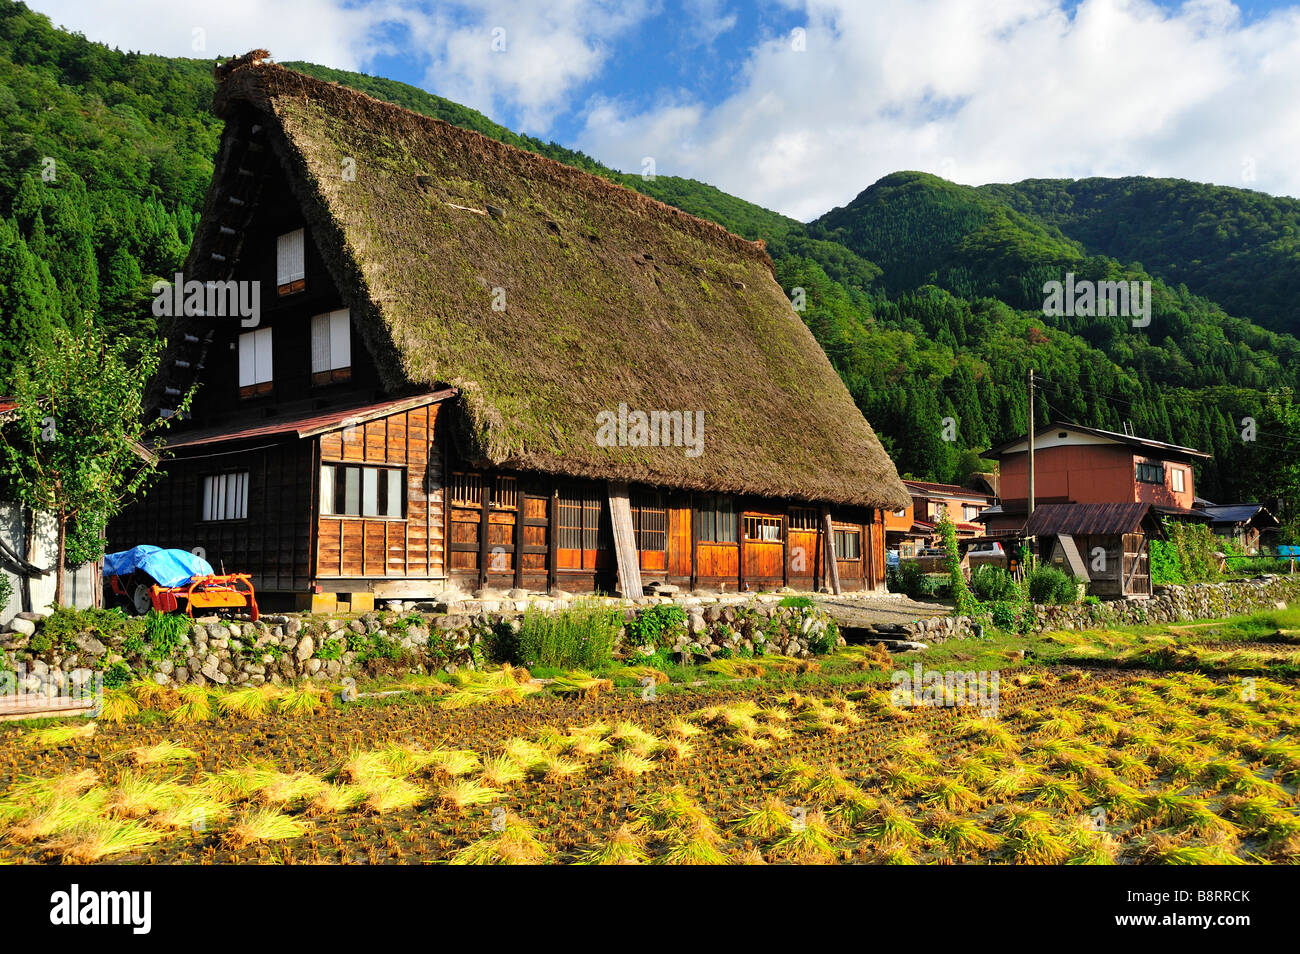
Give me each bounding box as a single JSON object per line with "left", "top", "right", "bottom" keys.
{"left": 1, "top": 0, "right": 1297, "bottom": 519}
{"left": 979, "top": 176, "right": 1300, "bottom": 337}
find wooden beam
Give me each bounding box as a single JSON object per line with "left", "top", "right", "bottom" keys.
{"left": 547, "top": 485, "right": 559, "bottom": 594}
{"left": 862, "top": 516, "right": 871, "bottom": 591}
{"left": 689, "top": 494, "right": 698, "bottom": 592}
{"left": 477, "top": 476, "right": 490, "bottom": 591}
{"left": 512, "top": 485, "right": 524, "bottom": 591}
{"left": 821, "top": 507, "right": 841, "bottom": 596}
{"left": 781, "top": 511, "right": 789, "bottom": 590}
{"left": 737, "top": 505, "right": 747, "bottom": 593}
{"left": 437, "top": 424, "right": 447, "bottom": 583}
{"left": 607, "top": 481, "right": 642, "bottom": 598}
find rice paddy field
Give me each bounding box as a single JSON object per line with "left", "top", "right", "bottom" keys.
{"left": 2, "top": 609, "right": 1298, "bottom": 865}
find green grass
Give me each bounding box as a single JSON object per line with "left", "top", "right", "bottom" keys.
{"left": 511, "top": 600, "right": 623, "bottom": 670}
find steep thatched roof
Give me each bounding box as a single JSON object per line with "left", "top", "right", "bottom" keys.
{"left": 194, "top": 55, "right": 908, "bottom": 509}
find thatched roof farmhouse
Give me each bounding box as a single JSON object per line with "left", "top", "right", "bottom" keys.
{"left": 117, "top": 53, "right": 907, "bottom": 606}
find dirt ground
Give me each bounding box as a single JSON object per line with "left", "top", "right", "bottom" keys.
{"left": 812, "top": 595, "right": 951, "bottom": 629}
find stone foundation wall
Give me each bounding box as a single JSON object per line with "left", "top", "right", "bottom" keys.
{"left": 0, "top": 596, "right": 839, "bottom": 690}
{"left": 888, "top": 576, "right": 1300, "bottom": 645}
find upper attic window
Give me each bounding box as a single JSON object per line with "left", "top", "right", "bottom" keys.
{"left": 238, "top": 327, "right": 273, "bottom": 398}
{"left": 311, "top": 309, "right": 352, "bottom": 385}
{"left": 276, "top": 228, "right": 306, "bottom": 295}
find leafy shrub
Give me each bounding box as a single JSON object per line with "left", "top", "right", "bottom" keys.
{"left": 514, "top": 600, "right": 622, "bottom": 669}
{"left": 988, "top": 600, "right": 1018, "bottom": 630}
{"left": 970, "top": 565, "right": 1018, "bottom": 602}
{"left": 1027, "top": 565, "right": 1077, "bottom": 605}
{"left": 1151, "top": 520, "right": 1222, "bottom": 584}
{"left": 1149, "top": 540, "right": 1184, "bottom": 584}
{"left": 142, "top": 611, "right": 189, "bottom": 660}
{"left": 42, "top": 605, "right": 137, "bottom": 642}
{"left": 808, "top": 617, "right": 839, "bottom": 655}
{"left": 777, "top": 595, "right": 814, "bottom": 608}
{"left": 624, "top": 604, "right": 688, "bottom": 650}
{"left": 315, "top": 637, "right": 344, "bottom": 661}
{"left": 345, "top": 629, "right": 403, "bottom": 663}
{"left": 0, "top": 573, "right": 12, "bottom": 611}
{"left": 893, "top": 561, "right": 938, "bottom": 599}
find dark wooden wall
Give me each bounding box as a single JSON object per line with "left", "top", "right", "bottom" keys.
{"left": 186, "top": 158, "right": 384, "bottom": 430}
{"left": 109, "top": 441, "right": 315, "bottom": 593}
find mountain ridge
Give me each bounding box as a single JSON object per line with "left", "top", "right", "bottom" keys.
{"left": 1, "top": 0, "right": 1297, "bottom": 510}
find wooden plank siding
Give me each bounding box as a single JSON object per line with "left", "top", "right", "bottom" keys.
{"left": 314, "top": 403, "right": 444, "bottom": 583}
{"left": 116, "top": 390, "right": 887, "bottom": 601}
{"left": 439, "top": 450, "right": 893, "bottom": 596}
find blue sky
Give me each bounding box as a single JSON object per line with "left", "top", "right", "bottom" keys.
{"left": 30, "top": 0, "right": 1300, "bottom": 219}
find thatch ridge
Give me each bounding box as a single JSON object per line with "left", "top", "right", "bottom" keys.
{"left": 213, "top": 59, "right": 775, "bottom": 272}
{"left": 202, "top": 56, "right": 909, "bottom": 510}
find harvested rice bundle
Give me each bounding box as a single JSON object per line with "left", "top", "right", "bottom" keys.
{"left": 169, "top": 685, "right": 213, "bottom": 724}
{"left": 221, "top": 808, "right": 307, "bottom": 848}
{"left": 451, "top": 814, "right": 549, "bottom": 865}
{"left": 439, "top": 779, "right": 501, "bottom": 810}
{"left": 575, "top": 824, "right": 648, "bottom": 865}
{"left": 104, "top": 773, "right": 187, "bottom": 819}
{"left": 21, "top": 723, "right": 96, "bottom": 749}
{"left": 120, "top": 740, "right": 197, "bottom": 767}
{"left": 214, "top": 684, "right": 283, "bottom": 718}
{"left": 49, "top": 818, "right": 164, "bottom": 863}
{"left": 548, "top": 671, "right": 614, "bottom": 700}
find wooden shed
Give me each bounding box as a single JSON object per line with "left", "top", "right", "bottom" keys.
{"left": 1023, "top": 503, "right": 1166, "bottom": 600}
{"left": 109, "top": 54, "right": 910, "bottom": 609}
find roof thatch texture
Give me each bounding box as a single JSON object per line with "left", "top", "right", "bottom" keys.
{"left": 198, "top": 57, "right": 908, "bottom": 509}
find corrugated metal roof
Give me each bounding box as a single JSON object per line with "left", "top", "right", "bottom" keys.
{"left": 903, "top": 479, "right": 995, "bottom": 501}
{"left": 983, "top": 421, "right": 1211, "bottom": 461}
{"left": 1023, "top": 502, "right": 1156, "bottom": 537}
{"left": 1200, "top": 504, "right": 1279, "bottom": 527}
{"left": 165, "top": 391, "right": 456, "bottom": 450}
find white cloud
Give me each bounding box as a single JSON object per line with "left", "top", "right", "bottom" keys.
{"left": 405, "top": 0, "right": 656, "bottom": 131}
{"left": 28, "top": 0, "right": 654, "bottom": 133}
{"left": 29, "top": 0, "right": 1300, "bottom": 216}
{"left": 28, "top": 0, "right": 391, "bottom": 71}
{"left": 576, "top": 0, "right": 1300, "bottom": 220}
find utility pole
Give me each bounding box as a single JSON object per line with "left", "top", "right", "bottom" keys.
{"left": 1027, "top": 368, "right": 1036, "bottom": 520}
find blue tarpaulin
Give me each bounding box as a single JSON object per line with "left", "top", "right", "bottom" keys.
{"left": 103, "top": 545, "right": 215, "bottom": 588}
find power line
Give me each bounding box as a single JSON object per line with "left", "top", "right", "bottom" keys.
{"left": 1035, "top": 375, "right": 1300, "bottom": 445}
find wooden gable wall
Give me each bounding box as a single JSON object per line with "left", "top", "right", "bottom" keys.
{"left": 314, "top": 403, "right": 445, "bottom": 589}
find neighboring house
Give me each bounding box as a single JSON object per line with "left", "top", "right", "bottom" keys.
{"left": 977, "top": 421, "right": 1211, "bottom": 535}
{"left": 0, "top": 399, "right": 98, "bottom": 622}
{"left": 903, "top": 480, "right": 996, "bottom": 543}
{"left": 0, "top": 503, "right": 96, "bottom": 622}
{"left": 1193, "top": 502, "right": 1280, "bottom": 553}
{"left": 108, "top": 55, "right": 909, "bottom": 610}
{"left": 1024, "top": 502, "right": 1164, "bottom": 600}
{"left": 883, "top": 499, "right": 928, "bottom": 558}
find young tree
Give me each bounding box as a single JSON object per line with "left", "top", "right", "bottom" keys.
{"left": 0, "top": 318, "right": 189, "bottom": 605}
